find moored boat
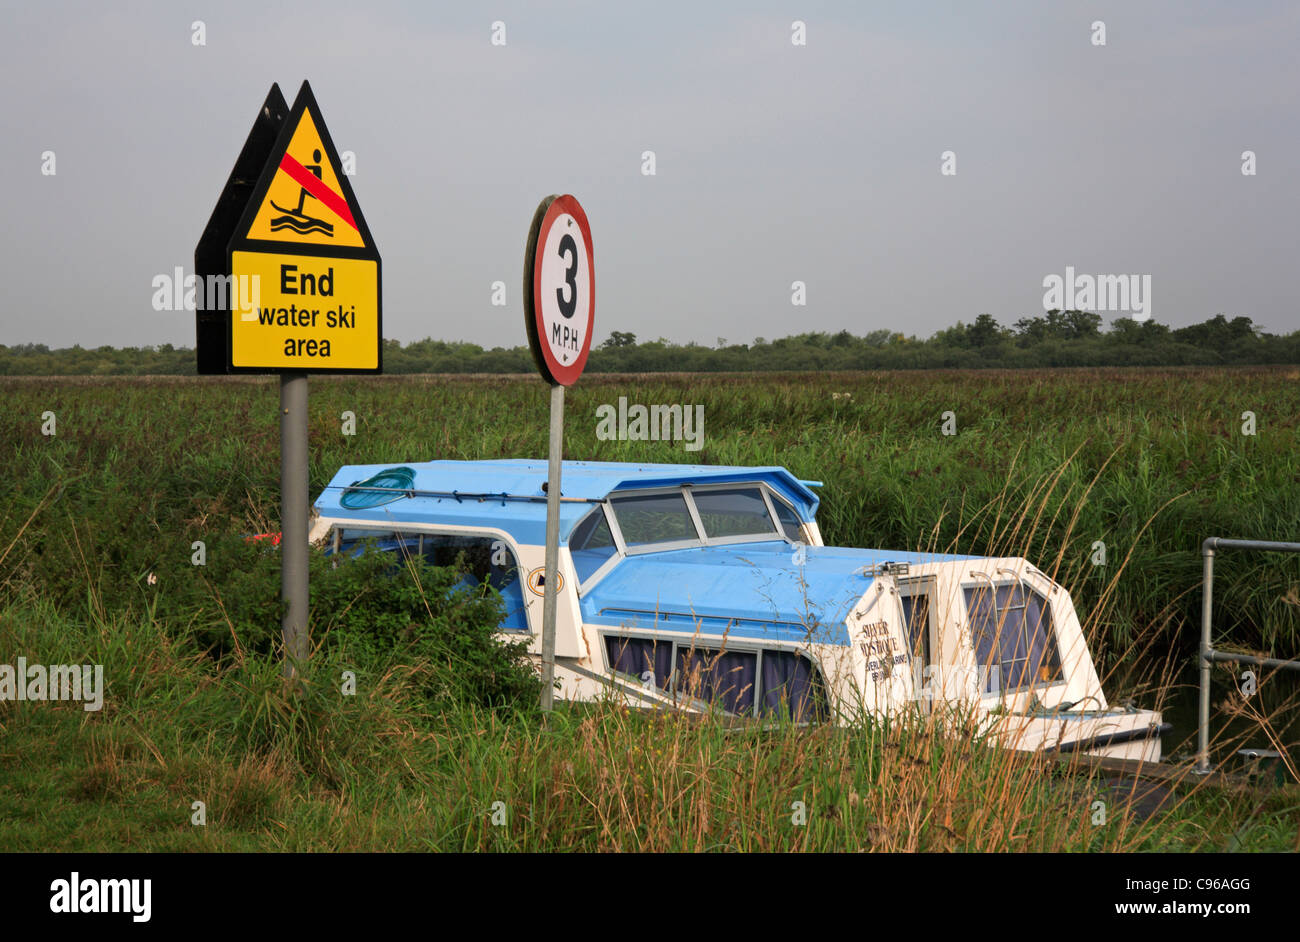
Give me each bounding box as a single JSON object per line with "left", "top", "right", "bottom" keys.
{"left": 311, "top": 458, "right": 1166, "bottom": 761}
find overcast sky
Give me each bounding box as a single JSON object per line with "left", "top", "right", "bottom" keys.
{"left": 1, "top": 1, "right": 1296, "bottom": 350}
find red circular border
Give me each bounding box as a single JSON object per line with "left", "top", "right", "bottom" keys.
{"left": 531, "top": 195, "right": 595, "bottom": 386}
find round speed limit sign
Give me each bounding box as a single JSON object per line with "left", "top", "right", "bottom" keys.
{"left": 523, "top": 194, "right": 594, "bottom": 386}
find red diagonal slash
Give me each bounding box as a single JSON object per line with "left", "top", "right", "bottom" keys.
{"left": 278, "top": 153, "right": 358, "bottom": 231}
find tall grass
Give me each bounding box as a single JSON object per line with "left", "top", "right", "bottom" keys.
{"left": 3, "top": 594, "right": 1295, "bottom": 852}
{"left": 2, "top": 368, "right": 1293, "bottom": 660}
{"left": 0, "top": 368, "right": 1297, "bottom": 851}
{"left": 0, "top": 590, "right": 1279, "bottom": 852}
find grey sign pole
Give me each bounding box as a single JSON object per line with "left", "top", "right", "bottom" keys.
{"left": 280, "top": 371, "right": 310, "bottom": 678}
{"left": 539, "top": 382, "right": 565, "bottom": 711}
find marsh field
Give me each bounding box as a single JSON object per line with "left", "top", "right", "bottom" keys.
{"left": 1, "top": 365, "right": 1298, "bottom": 851}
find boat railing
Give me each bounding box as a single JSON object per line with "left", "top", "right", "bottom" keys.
{"left": 1196, "top": 536, "right": 1300, "bottom": 773}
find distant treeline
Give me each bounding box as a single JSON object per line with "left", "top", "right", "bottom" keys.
{"left": 3, "top": 312, "right": 1296, "bottom": 375}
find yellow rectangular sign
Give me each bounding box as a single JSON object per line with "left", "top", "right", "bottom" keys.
{"left": 231, "top": 251, "right": 378, "bottom": 370}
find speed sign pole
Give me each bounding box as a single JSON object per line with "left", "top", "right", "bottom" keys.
{"left": 522, "top": 195, "right": 595, "bottom": 712}
{"left": 540, "top": 383, "right": 565, "bottom": 711}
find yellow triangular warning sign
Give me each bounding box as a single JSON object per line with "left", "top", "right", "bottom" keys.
{"left": 241, "top": 92, "right": 366, "bottom": 248}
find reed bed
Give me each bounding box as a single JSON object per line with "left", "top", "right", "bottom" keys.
{"left": 0, "top": 367, "right": 1296, "bottom": 851}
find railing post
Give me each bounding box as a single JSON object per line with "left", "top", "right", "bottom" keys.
{"left": 1196, "top": 539, "right": 1215, "bottom": 774}
{"left": 1194, "top": 536, "right": 1300, "bottom": 775}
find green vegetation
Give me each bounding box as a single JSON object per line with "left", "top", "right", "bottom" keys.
{"left": 3, "top": 601, "right": 1296, "bottom": 851}
{"left": 1, "top": 367, "right": 1297, "bottom": 850}
{"left": 2, "top": 312, "right": 1296, "bottom": 375}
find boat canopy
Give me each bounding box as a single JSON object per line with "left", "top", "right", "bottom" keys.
{"left": 315, "top": 459, "right": 823, "bottom": 545}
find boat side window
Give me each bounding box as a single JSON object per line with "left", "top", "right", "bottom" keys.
{"left": 332, "top": 528, "right": 528, "bottom": 631}
{"left": 569, "top": 506, "right": 618, "bottom": 582}
{"left": 691, "top": 487, "right": 778, "bottom": 539}
{"left": 605, "top": 636, "right": 674, "bottom": 692}
{"left": 603, "top": 634, "right": 828, "bottom": 721}
{"left": 770, "top": 496, "right": 804, "bottom": 542}
{"left": 418, "top": 533, "right": 529, "bottom": 631}
{"left": 760, "top": 649, "right": 829, "bottom": 722}
{"left": 964, "top": 583, "right": 1063, "bottom": 693}
{"left": 610, "top": 492, "right": 698, "bottom": 547}
{"left": 333, "top": 528, "right": 417, "bottom": 557}
{"left": 900, "top": 593, "right": 930, "bottom": 662}
{"left": 676, "top": 645, "right": 758, "bottom": 715}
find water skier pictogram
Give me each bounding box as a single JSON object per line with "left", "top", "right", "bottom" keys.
{"left": 269, "top": 148, "right": 335, "bottom": 237}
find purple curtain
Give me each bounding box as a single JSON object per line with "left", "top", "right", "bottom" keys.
{"left": 605, "top": 636, "right": 674, "bottom": 692}
{"left": 675, "top": 646, "right": 756, "bottom": 715}
{"left": 605, "top": 638, "right": 827, "bottom": 720}
{"left": 964, "top": 585, "right": 1060, "bottom": 692}
{"left": 900, "top": 594, "right": 929, "bottom": 659}
{"left": 1022, "top": 592, "right": 1059, "bottom": 685}
{"left": 761, "top": 650, "right": 826, "bottom": 721}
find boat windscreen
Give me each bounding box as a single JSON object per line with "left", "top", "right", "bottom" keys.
{"left": 570, "top": 506, "right": 618, "bottom": 582}
{"left": 610, "top": 492, "right": 699, "bottom": 547}
{"left": 691, "top": 487, "right": 778, "bottom": 539}
{"left": 770, "top": 497, "right": 804, "bottom": 541}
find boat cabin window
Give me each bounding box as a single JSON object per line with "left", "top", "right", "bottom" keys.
{"left": 609, "top": 484, "right": 805, "bottom": 550}
{"left": 330, "top": 528, "right": 529, "bottom": 632}
{"left": 569, "top": 506, "right": 618, "bottom": 583}
{"left": 610, "top": 492, "right": 698, "bottom": 547}
{"left": 901, "top": 592, "right": 930, "bottom": 662}
{"left": 604, "top": 635, "right": 827, "bottom": 721}
{"left": 770, "top": 496, "right": 804, "bottom": 542}
{"left": 963, "top": 583, "right": 1062, "bottom": 694}
{"left": 605, "top": 636, "right": 674, "bottom": 693}
{"left": 691, "top": 487, "right": 778, "bottom": 539}
{"left": 676, "top": 646, "right": 757, "bottom": 715}
{"left": 760, "top": 649, "right": 827, "bottom": 721}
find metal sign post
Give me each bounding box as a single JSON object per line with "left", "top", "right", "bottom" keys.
{"left": 539, "top": 383, "right": 565, "bottom": 710}
{"left": 523, "top": 194, "right": 595, "bottom": 711}
{"left": 196, "top": 81, "right": 381, "bottom": 679}
{"left": 280, "top": 371, "right": 310, "bottom": 677}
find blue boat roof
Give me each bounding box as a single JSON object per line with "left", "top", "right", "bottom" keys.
{"left": 315, "top": 459, "right": 822, "bottom": 545}
{"left": 581, "top": 543, "right": 979, "bottom": 646}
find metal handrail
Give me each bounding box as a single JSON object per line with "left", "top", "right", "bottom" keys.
{"left": 1196, "top": 537, "right": 1300, "bottom": 773}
